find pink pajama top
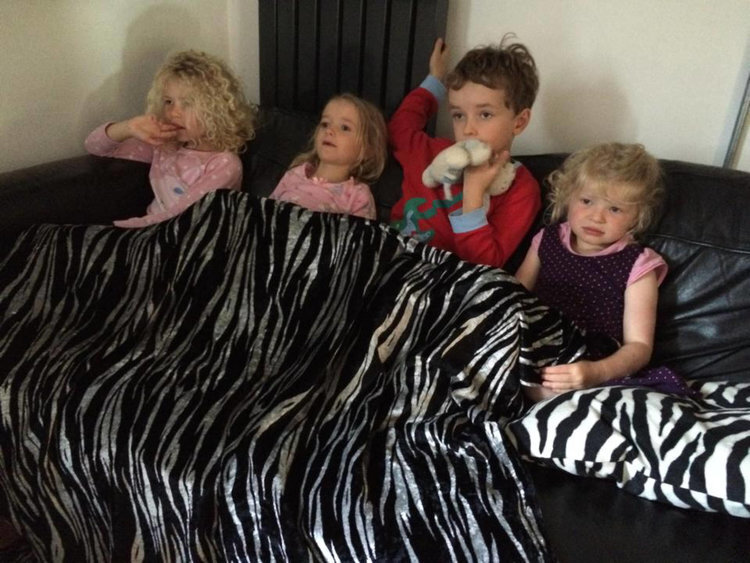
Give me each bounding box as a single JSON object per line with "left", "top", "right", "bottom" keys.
{"left": 269, "top": 164, "right": 376, "bottom": 220}
{"left": 85, "top": 123, "right": 242, "bottom": 228}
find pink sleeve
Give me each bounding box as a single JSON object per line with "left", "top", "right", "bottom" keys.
{"left": 268, "top": 169, "right": 295, "bottom": 200}
{"left": 114, "top": 153, "right": 242, "bottom": 228}
{"left": 628, "top": 247, "right": 668, "bottom": 286}
{"left": 529, "top": 227, "right": 545, "bottom": 253}
{"left": 84, "top": 123, "right": 154, "bottom": 164}
{"left": 347, "top": 183, "right": 376, "bottom": 220}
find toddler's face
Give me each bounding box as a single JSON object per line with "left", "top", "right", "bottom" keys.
{"left": 315, "top": 99, "right": 362, "bottom": 170}
{"left": 161, "top": 79, "right": 206, "bottom": 149}
{"left": 448, "top": 82, "right": 529, "bottom": 155}
{"left": 566, "top": 183, "right": 640, "bottom": 254}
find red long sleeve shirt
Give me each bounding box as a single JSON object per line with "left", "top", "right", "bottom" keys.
{"left": 388, "top": 87, "right": 541, "bottom": 268}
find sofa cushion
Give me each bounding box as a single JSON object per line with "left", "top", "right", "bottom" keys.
{"left": 506, "top": 382, "right": 750, "bottom": 517}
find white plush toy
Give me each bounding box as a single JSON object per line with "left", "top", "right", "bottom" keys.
{"left": 422, "top": 139, "right": 516, "bottom": 201}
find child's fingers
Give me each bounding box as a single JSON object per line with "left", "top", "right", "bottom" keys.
{"left": 429, "top": 37, "right": 449, "bottom": 79}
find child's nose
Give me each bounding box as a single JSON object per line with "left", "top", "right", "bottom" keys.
{"left": 462, "top": 118, "right": 477, "bottom": 137}
{"left": 591, "top": 206, "right": 606, "bottom": 222}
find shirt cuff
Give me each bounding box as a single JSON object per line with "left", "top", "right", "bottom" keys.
{"left": 420, "top": 75, "right": 447, "bottom": 101}
{"left": 449, "top": 207, "right": 488, "bottom": 233}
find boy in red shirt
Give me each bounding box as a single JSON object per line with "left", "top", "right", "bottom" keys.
{"left": 389, "top": 36, "right": 541, "bottom": 268}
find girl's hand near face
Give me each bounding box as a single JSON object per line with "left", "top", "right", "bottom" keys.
{"left": 461, "top": 150, "right": 510, "bottom": 213}
{"left": 105, "top": 115, "right": 178, "bottom": 145}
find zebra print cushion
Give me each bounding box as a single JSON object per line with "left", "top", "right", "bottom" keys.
{"left": 506, "top": 382, "right": 750, "bottom": 517}
{"left": 0, "top": 191, "right": 586, "bottom": 561}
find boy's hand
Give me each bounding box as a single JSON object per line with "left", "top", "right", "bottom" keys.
{"left": 429, "top": 38, "right": 449, "bottom": 81}
{"left": 126, "top": 115, "right": 179, "bottom": 145}
{"left": 461, "top": 150, "right": 510, "bottom": 213}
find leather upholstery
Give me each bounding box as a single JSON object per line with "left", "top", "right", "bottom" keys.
{"left": 1, "top": 107, "right": 749, "bottom": 560}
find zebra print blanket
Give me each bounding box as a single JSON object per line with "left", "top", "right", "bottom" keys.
{"left": 0, "top": 192, "right": 585, "bottom": 561}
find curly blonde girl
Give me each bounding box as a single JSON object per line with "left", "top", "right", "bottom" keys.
{"left": 146, "top": 50, "right": 257, "bottom": 153}
{"left": 547, "top": 142, "right": 664, "bottom": 238}
{"left": 292, "top": 94, "right": 388, "bottom": 184}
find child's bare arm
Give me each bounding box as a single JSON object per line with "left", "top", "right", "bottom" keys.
{"left": 539, "top": 272, "right": 658, "bottom": 391}
{"left": 514, "top": 245, "right": 541, "bottom": 291}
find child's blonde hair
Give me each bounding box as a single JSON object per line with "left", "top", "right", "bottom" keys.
{"left": 292, "top": 93, "right": 388, "bottom": 184}
{"left": 445, "top": 33, "right": 539, "bottom": 114}
{"left": 146, "top": 50, "right": 257, "bottom": 153}
{"left": 547, "top": 142, "right": 664, "bottom": 238}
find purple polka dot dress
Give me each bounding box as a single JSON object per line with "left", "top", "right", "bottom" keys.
{"left": 535, "top": 224, "right": 693, "bottom": 396}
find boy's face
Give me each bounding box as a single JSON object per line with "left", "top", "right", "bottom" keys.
{"left": 448, "top": 83, "right": 530, "bottom": 155}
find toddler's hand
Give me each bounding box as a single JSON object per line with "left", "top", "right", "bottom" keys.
{"left": 127, "top": 115, "right": 179, "bottom": 146}
{"left": 540, "top": 360, "right": 604, "bottom": 391}
{"left": 429, "top": 38, "right": 449, "bottom": 81}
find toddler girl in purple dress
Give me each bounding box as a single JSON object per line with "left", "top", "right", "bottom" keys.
{"left": 515, "top": 142, "right": 692, "bottom": 400}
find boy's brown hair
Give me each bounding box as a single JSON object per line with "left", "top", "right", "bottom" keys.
{"left": 445, "top": 34, "right": 539, "bottom": 114}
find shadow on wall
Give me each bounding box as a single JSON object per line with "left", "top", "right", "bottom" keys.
{"left": 78, "top": 4, "right": 201, "bottom": 143}
{"left": 539, "top": 72, "right": 637, "bottom": 150}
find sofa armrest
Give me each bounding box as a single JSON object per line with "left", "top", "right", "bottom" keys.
{"left": 0, "top": 155, "right": 152, "bottom": 232}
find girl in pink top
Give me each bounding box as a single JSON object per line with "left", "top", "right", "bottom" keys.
{"left": 516, "top": 143, "right": 691, "bottom": 400}
{"left": 85, "top": 50, "right": 257, "bottom": 228}
{"left": 269, "top": 94, "right": 387, "bottom": 220}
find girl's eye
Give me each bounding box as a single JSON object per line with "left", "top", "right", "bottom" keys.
{"left": 341, "top": 124, "right": 352, "bottom": 132}
{"left": 580, "top": 198, "right": 591, "bottom": 205}
{"left": 319, "top": 121, "right": 329, "bottom": 129}
{"left": 451, "top": 113, "right": 464, "bottom": 121}
{"left": 610, "top": 206, "right": 622, "bottom": 214}
{"left": 480, "top": 111, "right": 493, "bottom": 120}
{"left": 163, "top": 99, "right": 173, "bottom": 106}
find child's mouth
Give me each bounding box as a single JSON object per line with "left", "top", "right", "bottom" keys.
{"left": 583, "top": 227, "right": 603, "bottom": 236}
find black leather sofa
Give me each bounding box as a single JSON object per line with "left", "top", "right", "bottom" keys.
{"left": 1, "top": 107, "right": 749, "bottom": 562}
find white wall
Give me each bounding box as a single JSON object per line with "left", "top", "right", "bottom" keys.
{"left": 1, "top": 0, "right": 748, "bottom": 174}
{"left": 0, "top": 0, "right": 233, "bottom": 173}
{"left": 439, "top": 0, "right": 750, "bottom": 170}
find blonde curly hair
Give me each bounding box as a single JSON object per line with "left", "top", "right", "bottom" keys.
{"left": 547, "top": 142, "right": 664, "bottom": 238}
{"left": 292, "top": 93, "right": 388, "bottom": 184}
{"left": 146, "top": 50, "right": 257, "bottom": 153}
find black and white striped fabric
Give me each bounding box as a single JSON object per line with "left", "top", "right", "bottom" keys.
{"left": 0, "top": 192, "right": 585, "bottom": 561}
{"left": 506, "top": 381, "right": 750, "bottom": 517}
